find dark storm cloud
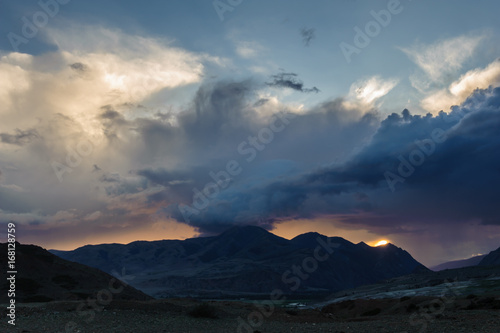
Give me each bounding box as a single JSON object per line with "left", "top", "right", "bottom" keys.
{"left": 134, "top": 81, "right": 379, "bottom": 233}
{"left": 0, "top": 128, "right": 39, "bottom": 146}
{"left": 306, "top": 87, "right": 500, "bottom": 225}
{"left": 266, "top": 72, "right": 320, "bottom": 93}
{"left": 300, "top": 27, "right": 316, "bottom": 46}
{"left": 78, "top": 80, "right": 375, "bottom": 234}
{"left": 166, "top": 86, "right": 500, "bottom": 233}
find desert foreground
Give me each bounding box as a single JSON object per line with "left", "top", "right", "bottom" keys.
{"left": 2, "top": 295, "right": 500, "bottom": 333}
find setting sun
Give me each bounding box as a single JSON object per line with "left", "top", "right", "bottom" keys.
{"left": 374, "top": 240, "right": 389, "bottom": 247}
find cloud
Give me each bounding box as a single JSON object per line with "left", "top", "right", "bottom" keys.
{"left": 164, "top": 86, "right": 500, "bottom": 236}
{"left": 235, "top": 41, "right": 264, "bottom": 59}
{"left": 69, "top": 62, "right": 89, "bottom": 73}
{"left": 2, "top": 22, "right": 498, "bottom": 255}
{"left": 266, "top": 72, "right": 320, "bottom": 93}
{"left": 84, "top": 211, "right": 102, "bottom": 221}
{"left": 401, "top": 34, "right": 485, "bottom": 90}
{"left": 0, "top": 59, "right": 377, "bottom": 240}
{"left": 0, "top": 25, "right": 226, "bottom": 237}
{"left": 421, "top": 59, "right": 500, "bottom": 112}
{"left": 343, "top": 76, "right": 398, "bottom": 110}
{"left": 300, "top": 27, "right": 315, "bottom": 46}
{"left": 0, "top": 26, "right": 220, "bottom": 152}
{"left": 0, "top": 128, "right": 39, "bottom": 146}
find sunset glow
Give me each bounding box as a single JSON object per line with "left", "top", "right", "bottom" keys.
{"left": 374, "top": 240, "right": 389, "bottom": 247}
{"left": 1, "top": 0, "right": 500, "bottom": 269}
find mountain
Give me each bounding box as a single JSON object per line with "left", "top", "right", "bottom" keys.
{"left": 430, "top": 254, "right": 486, "bottom": 271}
{"left": 479, "top": 246, "right": 500, "bottom": 266}
{"left": 318, "top": 263, "right": 500, "bottom": 307}
{"left": 50, "top": 226, "right": 429, "bottom": 298}
{"left": 0, "top": 242, "right": 153, "bottom": 303}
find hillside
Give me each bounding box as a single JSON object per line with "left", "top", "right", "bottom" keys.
{"left": 479, "top": 246, "right": 500, "bottom": 266}
{"left": 0, "top": 242, "right": 152, "bottom": 303}
{"left": 431, "top": 254, "right": 486, "bottom": 271}
{"left": 51, "top": 226, "right": 428, "bottom": 298}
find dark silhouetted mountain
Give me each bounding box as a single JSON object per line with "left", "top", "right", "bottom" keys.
{"left": 50, "top": 226, "right": 429, "bottom": 298}
{"left": 431, "top": 254, "right": 486, "bottom": 271}
{"left": 0, "top": 242, "right": 153, "bottom": 303}
{"left": 478, "top": 246, "right": 500, "bottom": 266}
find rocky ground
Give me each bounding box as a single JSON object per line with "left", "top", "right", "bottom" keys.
{"left": 1, "top": 294, "right": 500, "bottom": 333}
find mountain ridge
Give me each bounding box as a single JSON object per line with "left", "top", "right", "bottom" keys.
{"left": 479, "top": 246, "right": 500, "bottom": 266}
{"left": 50, "top": 226, "right": 429, "bottom": 298}
{"left": 431, "top": 254, "right": 486, "bottom": 271}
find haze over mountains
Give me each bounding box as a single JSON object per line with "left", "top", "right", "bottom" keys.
{"left": 431, "top": 246, "right": 500, "bottom": 271}
{"left": 431, "top": 255, "right": 487, "bottom": 271}
{"left": 51, "top": 226, "right": 428, "bottom": 298}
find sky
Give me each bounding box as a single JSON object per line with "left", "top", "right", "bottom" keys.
{"left": 1, "top": 0, "right": 500, "bottom": 267}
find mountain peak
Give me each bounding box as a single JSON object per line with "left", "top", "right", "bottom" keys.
{"left": 478, "top": 246, "right": 500, "bottom": 266}
{"left": 50, "top": 228, "right": 428, "bottom": 298}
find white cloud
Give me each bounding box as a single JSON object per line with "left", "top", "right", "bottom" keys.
{"left": 0, "top": 25, "right": 225, "bottom": 229}
{"left": 401, "top": 34, "right": 486, "bottom": 92}
{"left": 0, "top": 26, "right": 210, "bottom": 115}
{"left": 449, "top": 58, "right": 500, "bottom": 96}
{"left": 84, "top": 211, "right": 102, "bottom": 221}
{"left": 0, "top": 25, "right": 224, "bottom": 152}
{"left": 421, "top": 58, "right": 500, "bottom": 112}
{"left": 0, "top": 53, "right": 33, "bottom": 112}
{"left": 343, "top": 76, "right": 399, "bottom": 110}
{"left": 48, "top": 25, "right": 209, "bottom": 102}
{"left": 235, "top": 41, "right": 264, "bottom": 59}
